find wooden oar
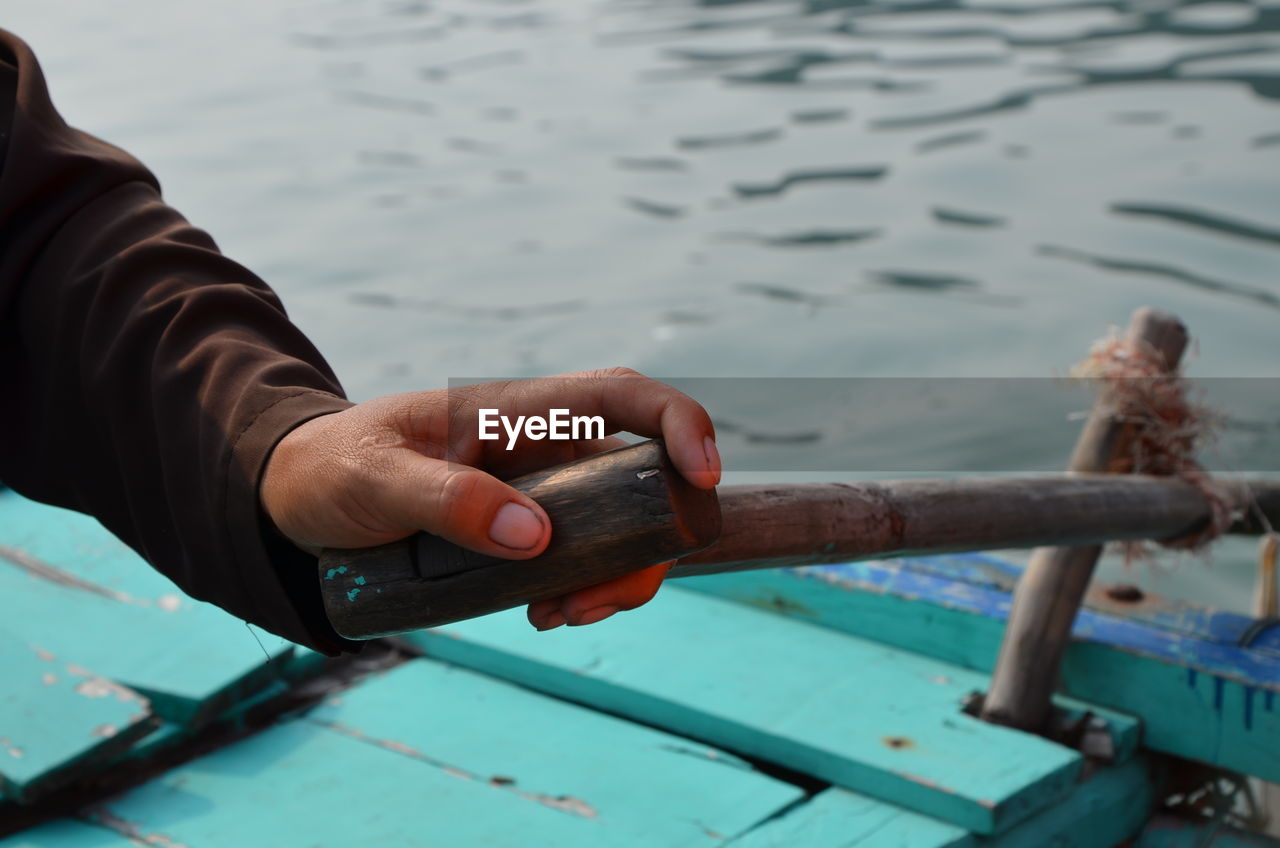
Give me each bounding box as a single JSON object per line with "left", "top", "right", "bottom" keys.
{"left": 670, "top": 475, "right": 1275, "bottom": 577}
{"left": 318, "top": 438, "right": 1279, "bottom": 640}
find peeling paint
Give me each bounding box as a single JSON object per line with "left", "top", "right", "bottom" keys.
{"left": 325, "top": 565, "right": 349, "bottom": 580}
{"left": 83, "top": 807, "right": 190, "bottom": 848}
{"left": 0, "top": 545, "right": 141, "bottom": 605}
{"left": 541, "top": 795, "right": 597, "bottom": 818}
{"left": 354, "top": 576, "right": 367, "bottom": 586}
{"left": 93, "top": 724, "right": 118, "bottom": 738}
{"left": 347, "top": 588, "right": 362, "bottom": 602}
{"left": 314, "top": 720, "right": 599, "bottom": 819}
{"left": 378, "top": 738, "right": 422, "bottom": 758}
{"left": 66, "top": 664, "right": 148, "bottom": 706}
{"left": 0, "top": 737, "right": 24, "bottom": 759}
{"left": 156, "top": 594, "right": 182, "bottom": 612}
{"left": 789, "top": 561, "right": 1280, "bottom": 693}
{"left": 692, "top": 820, "right": 725, "bottom": 840}
{"left": 41, "top": 672, "right": 58, "bottom": 686}
{"left": 889, "top": 769, "right": 959, "bottom": 796}
{"left": 658, "top": 743, "right": 752, "bottom": 771}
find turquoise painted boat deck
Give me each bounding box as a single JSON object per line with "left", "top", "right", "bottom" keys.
{"left": 2, "top": 490, "right": 1278, "bottom": 846}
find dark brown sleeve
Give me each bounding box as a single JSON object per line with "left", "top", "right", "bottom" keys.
{"left": 0, "top": 30, "right": 360, "bottom": 654}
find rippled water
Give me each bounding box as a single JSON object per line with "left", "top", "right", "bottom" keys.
{"left": 7, "top": 0, "right": 1278, "bottom": 609}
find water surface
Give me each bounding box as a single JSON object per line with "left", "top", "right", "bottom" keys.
{"left": 7, "top": 0, "right": 1279, "bottom": 609}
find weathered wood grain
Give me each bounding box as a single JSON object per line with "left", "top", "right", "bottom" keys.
{"left": 320, "top": 439, "right": 721, "bottom": 638}
{"left": 672, "top": 475, "right": 1279, "bottom": 577}
{"left": 319, "top": 460, "right": 1280, "bottom": 639}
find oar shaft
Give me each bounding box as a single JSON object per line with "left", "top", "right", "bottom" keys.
{"left": 671, "top": 475, "right": 1277, "bottom": 578}
{"left": 317, "top": 435, "right": 1278, "bottom": 639}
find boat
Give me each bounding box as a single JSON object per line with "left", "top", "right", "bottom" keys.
{"left": 2, "top": 310, "right": 1278, "bottom": 847}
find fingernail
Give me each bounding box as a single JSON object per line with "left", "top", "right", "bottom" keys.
{"left": 489, "top": 502, "right": 545, "bottom": 550}
{"left": 534, "top": 611, "right": 565, "bottom": 631}
{"left": 569, "top": 605, "right": 620, "bottom": 627}
{"left": 703, "top": 436, "right": 722, "bottom": 485}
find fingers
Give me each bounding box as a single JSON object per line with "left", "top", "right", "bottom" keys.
{"left": 456, "top": 369, "right": 721, "bottom": 489}
{"left": 361, "top": 448, "right": 553, "bottom": 559}
{"left": 526, "top": 560, "right": 673, "bottom": 630}
{"left": 527, "top": 597, "right": 564, "bottom": 631}
{"left": 493, "top": 435, "right": 631, "bottom": 480}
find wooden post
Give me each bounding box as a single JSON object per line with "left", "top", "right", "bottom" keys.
{"left": 980, "top": 308, "right": 1189, "bottom": 732}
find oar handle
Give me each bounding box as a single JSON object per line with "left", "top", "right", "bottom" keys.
{"left": 318, "top": 440, "right": 722, "bottom": 639}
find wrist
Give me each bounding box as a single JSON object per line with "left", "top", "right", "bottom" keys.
{"left": 260, "top": 411, "right": 337, "bottom": 556}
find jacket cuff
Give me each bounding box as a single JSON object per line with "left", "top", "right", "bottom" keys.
{"left": 224, "top": 389, "right": 359, "bottom": 655}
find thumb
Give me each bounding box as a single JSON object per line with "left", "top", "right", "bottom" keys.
{"left": 369, "top": 450, "right": 551, "bottom": 559}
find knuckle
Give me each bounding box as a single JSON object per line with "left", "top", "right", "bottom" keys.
{"left": 600, "top": 366, "right": 643, "bottom": 381}
{"left": 431, "top": 468, "right": 492, "bottom": 534}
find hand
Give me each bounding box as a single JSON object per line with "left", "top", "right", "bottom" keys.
{"left": 261, "top": 368, "right": 720, "bottom": 630}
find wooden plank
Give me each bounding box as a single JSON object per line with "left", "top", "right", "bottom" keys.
{"left": 1047, "top": 695, "right": 1142, "bottom": 765}
{"left": 109, "top": 679, "right": 297, "bottom": 767}
{"left": 728, "top": 755, "right": 1155, "bottom": 847}
{"left": 0, "top": 635, "right": 156, "bottom": 804}
{"left": 304, "top": 657, "right": 804, "bottom": 843}
{"left": 891, "top": 555, "right": 1280, "bottom": 660}
{"left": 1083, "top": 587, "right": 1280, "bottom": 659}
{"left": 68, "top": 715, "right": 781, "bottom": 848}
{"left": 681, "top": 560, "right": 1280, "bottom": 782}
{"left": 0, "top": 491, "right": 293, "bottom": 726}
{"left": 108, "top": 650, "right": 342, "bottom": 766}
{"left": 401, "top": 587, "right": 1084, "bottom": 835}
{"left": 727, "top": 787, "right": 971, "bottom": 848}
{"left": 716, "top": 558, "right": 1280, "bottom": 666}
{"left": 875, "top": 557, "right": 1280, "bottom": 668}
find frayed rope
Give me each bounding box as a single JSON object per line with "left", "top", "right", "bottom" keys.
{"left": 1071, "top": 330, "right": 1237, "bottom": 559}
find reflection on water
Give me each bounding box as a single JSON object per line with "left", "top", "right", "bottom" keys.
{"left": 6, "top": 0, "right": 1279, "bottom": 609}
{"left": 1037, "top": 244, "right": 1280, "bottom": 309}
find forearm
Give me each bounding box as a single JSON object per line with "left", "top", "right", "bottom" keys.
{"left": 0, "top": 30, "right": 357, "bottom": 653}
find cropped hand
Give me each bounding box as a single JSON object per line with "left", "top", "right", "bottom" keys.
{"left": 261, "top": 368, "right": 720, "bottom": 630}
